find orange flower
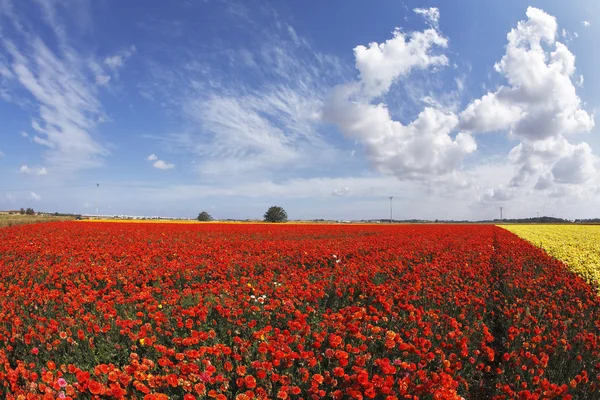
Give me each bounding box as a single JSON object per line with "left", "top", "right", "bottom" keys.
{"left": 88, "top": 380, "right": 105, "bottom": 395}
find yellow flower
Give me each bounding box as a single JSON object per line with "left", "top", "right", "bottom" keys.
{"left": 500, "top": 224, "right": 600, "bottom": 289}
{"left": 139, "top": 338, "right": 145, "bottom": 346}
{"left": 158, "top": 304, "right": 163, "bottom": 309}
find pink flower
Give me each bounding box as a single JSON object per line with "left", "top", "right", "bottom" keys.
{"left": 58, "top": 378, "right": 67, "bottom": 388}
{"left": 199, "top": 372, "right": 210, "bottom": 382}
{"left": 31, "top": 347, "right": 39, "bottom": 355}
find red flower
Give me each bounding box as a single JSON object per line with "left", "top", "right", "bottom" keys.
{"left": 244, "top": 375, "right": 257, "bottom": 389}
{"left": 88, "top": 380, "right": 105, "bottom": 395}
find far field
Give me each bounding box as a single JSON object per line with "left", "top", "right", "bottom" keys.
{"left": 0, "top": 213, "right": 76, "bottom": 228}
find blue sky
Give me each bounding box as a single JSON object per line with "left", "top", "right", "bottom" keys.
{"left": 1, "top": 0, "right": 599, "bottom": 220}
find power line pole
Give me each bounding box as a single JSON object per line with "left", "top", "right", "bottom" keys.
{"left": 389, "top": 196, "right": 394, "bottom": 223}
{"left": 96, "top": 183, "right": 99, "bottom": 215}
{"left": 500, "top": 207, "right": 503, "bottom": 220}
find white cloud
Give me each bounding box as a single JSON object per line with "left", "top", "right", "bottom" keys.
{"left": 508, "top": 138, "right": 598, "bottom": 188}
{"left": 104, "top": 56, "right": 124, "bottom": 69}
{"left": 1, "top": 2, "right": 109, "bottom": 170}
{"left": 459, "top": 7, "right": 596, "bottom": 195}
{"left": 354, "top": 25, "right": 448, "bottom": 98}
{"left": 29, "top": 192, "right": 41, "bottom": 201}
{"left": 146, "top": 154, "right": 174, "bottom": 170}
{"left": 413, "top": 7, "right": 440, "bottom": 28}
{"left": 480, "top": 186, "right": 514, "bottom": 203}
{"left": 332, "top": 186, "right": 350, "bottom": 196}
{"left": 139, "top": 14, "right": 349, "bottom": 181}
{"left": 153, "top": 159, "right": 175, "bottom": 170}
{"left": 104, "top": 46, "right": 136, "bottom": 70}
{"left": 582, "top": 21, "right": 591, "bottom": 27}
{"left": 19, "top": 165, "right": 48, "bottom": 175}
{"left": 183, "top": 89, "right": 323, "bottom": 176}
{"left": 460, "top": 7, "right": 593, "bottom": 139}
{"left": 324, "top": 10, "right": 476, "bottom": 182}
{"left": 95, "top": 74, "right": 111, "bottom": 86}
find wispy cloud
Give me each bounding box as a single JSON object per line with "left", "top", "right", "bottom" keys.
{"left": 140, "top": 4, "right": 349, "bottom": 180}
{"left": 104, "top": 45, "right": 136, "bottom": 70}
{"left": 582, "top": 20, "right": 591, "bottom": 27}
{"left": 29, "top": 191, "right": 41, "bottom": 201}
{"left": 0, "top": 0, "right": 109, "bottom": 170}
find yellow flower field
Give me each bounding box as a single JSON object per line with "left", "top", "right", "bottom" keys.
{"left": 501, "top": 224, "right": 600, "bottom": 288}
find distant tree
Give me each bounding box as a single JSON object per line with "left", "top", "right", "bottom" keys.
{"left": 197, "top": 211, "right": 214, "bottom": 222}
{"left": 264, "top": 206, "right": 288, "bottom": 223}
{"left": 19, "top": 208, "right": 25, "bottom": 215}
{"left": 25, "top": 208, "right": 35, "bottom": 215}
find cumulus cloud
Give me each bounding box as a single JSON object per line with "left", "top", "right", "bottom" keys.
{"left": 460, "top": 7, "right": 596, "bottom": 195}
{"left": 354, "top": 26, "right": 448, "bottom": 98}
{"left": 153, "top": 159, "right": 175, "bottom": 170}
{"left": 19, "top": 165, "right": 48, "bottom": 175}
{"left": 324, "top": 9, "right": 476, "bottom": 181}
{"left": 146, "top": 154, "right": 174, "bottom": 169}
{"left": 480, "top": 186, "right": 514, "bottom": 203}
{"left": 460, "top": 7, "right": 593, "bottom": 140}
{"left": 582, "top": 21, "right": 591, "bottom": 27}
{"left": 508, "top": 138, "right": 598, "bottom": 188}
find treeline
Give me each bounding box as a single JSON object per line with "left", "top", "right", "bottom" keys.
{"left": 488, "top": 216, "right": 571, "bottom": 224}
{"left": 574, "top": 218, "right": 600, "bottom": 224}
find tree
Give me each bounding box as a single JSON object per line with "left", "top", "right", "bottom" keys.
{"left": 197, "top": 211, "right": 213, "bottom": 222}
{"left": 19, "top": 208, "right": 25, "bottom": 215}
{"left": 25, "top": 208, "right": 35, "bottom": 215}
{"left": 264, "top": 206, "right": 288, "bottom": 223}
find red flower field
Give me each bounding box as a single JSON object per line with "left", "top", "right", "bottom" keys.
{"left": 0, "top": 222, "right": 599, "bottom": 399}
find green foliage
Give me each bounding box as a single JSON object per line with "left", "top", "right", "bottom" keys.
{"left": 197, "top": 211, "right": 213, "bottom": 222}
{"left": 264, "top": 206, "right": 288, "bottom": 223}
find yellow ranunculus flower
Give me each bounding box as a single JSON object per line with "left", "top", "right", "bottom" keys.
{"left": 500, "top": 224, "right": 600, "bottom": 289}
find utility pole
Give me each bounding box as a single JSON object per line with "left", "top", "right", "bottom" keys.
{"left": 500, "top": 207, "right": 503, "bottom": 220}
{"left": 389, "top": 196, "right": 394, "bottom": 223}
{"left": 96, "top": 183, "right": 99, "bottom": 215}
